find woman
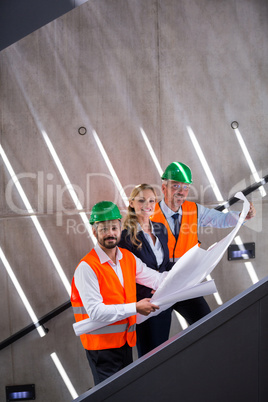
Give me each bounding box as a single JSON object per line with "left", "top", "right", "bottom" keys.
{"left": 118, "top": 184, "right": 173, "bottom": 357}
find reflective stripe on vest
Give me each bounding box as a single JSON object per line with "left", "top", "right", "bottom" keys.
{"left": 86, "top": 323, "right": 136, "bottom": 335}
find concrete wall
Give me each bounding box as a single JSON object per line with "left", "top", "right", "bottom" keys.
{"left": 0, "top": 0, "right": 267, "bottom": 400}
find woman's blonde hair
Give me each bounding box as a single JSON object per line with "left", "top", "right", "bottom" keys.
{"left": 123, "top": 183, "right": 156, "bottom": 249}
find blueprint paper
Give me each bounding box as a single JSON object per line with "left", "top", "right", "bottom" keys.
{"left": 73, "top": 192, "right": 249, "bottom": 335}
{"left": 147, "top": 280, "right": 217, "bottom": 309}
{"left": 137, "top": 280, "right": 218, "bottom": 322}
{"left": 137, "top": 191, "right": 249, "bottom": 324}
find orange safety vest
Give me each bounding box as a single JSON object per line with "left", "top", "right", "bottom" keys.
{"left": 71, "top": 247, "right": 137, "bottom": 351}
{"left": 151, "top": 201, "right": 198, "bottom": 261}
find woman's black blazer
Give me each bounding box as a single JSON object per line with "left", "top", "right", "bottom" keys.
{"left": 118, "top": 221, "right": 172, "bottom": 300}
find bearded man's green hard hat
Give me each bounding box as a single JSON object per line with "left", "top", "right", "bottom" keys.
{"left": 89, "top": 201, "right": 122, "bottom": 224}
{"left": 161, "top": 162, "right": 193, "bottom": 184}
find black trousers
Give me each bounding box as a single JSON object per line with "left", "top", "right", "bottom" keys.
{"left": 136, "top": 297, "right": 210, "bottom": 358}
{"left": 173, "top": 296, "right": 211, "bottom": 325}
{"left": 86, "top": 343, "right": 133, "bottom": 385}
{"left": 136, "top": 308, "right": 172, "bottom": 358}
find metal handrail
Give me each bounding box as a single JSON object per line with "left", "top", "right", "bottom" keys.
{"left": 0, "top": 301, "right": 71, "bottom": 350}
{"left": 215, "top": 174, "right": 268, "bottom": 211}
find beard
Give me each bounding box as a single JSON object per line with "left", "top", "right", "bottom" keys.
{"left": 97, "top": 235, "right": 120, "bottom": 249}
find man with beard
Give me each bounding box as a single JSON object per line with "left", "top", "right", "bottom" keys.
{"left": 71, "top": 201, "right": 166, "bottom": 385}
{"left": 151, "top": 161, "right": 256, "bottom": 325}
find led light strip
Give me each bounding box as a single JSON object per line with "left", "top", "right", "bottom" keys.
{"left": 174, "top": 311, "right": 188, "bottom": 330}
{"left": 234, "top": 236, "right": 259, "bottom": 284}
{"left": 206, "top": 274, "right": 223, "bottom": 305}
{"left": 186, "top": 126, "right": 224, "bottom": 203}
{"left": 140, "top": 128, "right": 163, "bottom": 176}
{"left": 0, "top": 247, "right": 46, "bottom": 337}
{"left": 0, "top": 144, "right": 71, "bottom": 296}
{"left": 234, "top": 128, "right": 266, "bottom": 197}
{"left": 92, "top": 130, "right": 128, "bottom": 206}
{"left": 41, "top": 130, "right": 96, "bottom": 245}
{"left": 50, "top": 353, "right": 78, "bottom": 399}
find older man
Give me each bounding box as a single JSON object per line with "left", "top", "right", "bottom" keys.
{"left": 151, "top": 161, "right": 256, "bottom": 324}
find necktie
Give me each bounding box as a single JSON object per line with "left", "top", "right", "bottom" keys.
{"left": 171, "top": 213, "right": 180, "bottom": 239}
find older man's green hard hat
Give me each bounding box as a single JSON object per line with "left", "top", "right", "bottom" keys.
{"left": 161, "top": 162, "right": 193, "bottom": 184}
{"left": 89, "top": 201, "right": 122, "bottom": 224}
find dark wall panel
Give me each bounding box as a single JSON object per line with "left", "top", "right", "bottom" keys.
{"left": 0, "top": 0, "right": 85, "bottom": 51}
{"left": 260, "top": 294, "right": 268, "bottom": 399}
